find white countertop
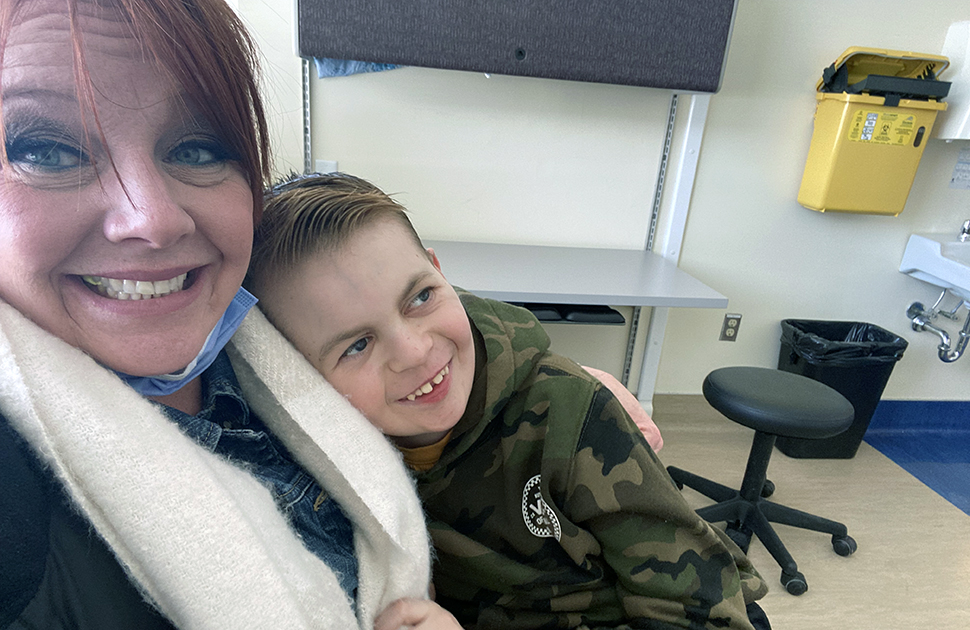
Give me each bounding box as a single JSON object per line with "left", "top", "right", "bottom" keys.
{"left": 425, "top": 240, "right": 727, "bottom": 308}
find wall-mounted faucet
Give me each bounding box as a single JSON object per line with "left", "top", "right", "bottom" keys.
{"left": 907, "top": 289, "right": 970, "bottom": 362}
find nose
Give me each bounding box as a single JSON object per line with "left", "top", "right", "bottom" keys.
{"left": 387, "top": 323, "right": 434, "bottom": 373}
{"left": 101, "top": 157, "right": 194, "bottom": 248}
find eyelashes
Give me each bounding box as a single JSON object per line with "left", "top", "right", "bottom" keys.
{"left": 342, "top": 336, "right": 371, "bottom": 358}
{"left": 160, "top": 136, "right": 241, "bottom": 188}
{"left": 2, "top": 122, "right": 239, "bottom": 189}
{"left": 3, "top": 114, "right": 89, "bottom": 166}
{"left": 164, "top": 136, "right": 238, "bottom": 167}
{"left": 2, "top": 124, "right": 98, "bottom": 189}
{"left": 410, "top": 287, "right": 433, "bottom": 308}
{"left": 5, "top": 136, "right": 89, "bottom": 170}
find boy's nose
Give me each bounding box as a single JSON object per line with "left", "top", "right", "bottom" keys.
{"left": 388, "top": 326, "right": 434, "bottom": 372}
{"left": 101, "top": 158, "right": 194, "bottom": 248}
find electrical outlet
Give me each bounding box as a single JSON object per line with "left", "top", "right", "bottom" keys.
{"left": 719, "top": 313, "right": 742, "bottom": 341}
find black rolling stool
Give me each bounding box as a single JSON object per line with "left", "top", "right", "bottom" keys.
{"left": 667, "top": 366, "right": 857, "bottom": 596}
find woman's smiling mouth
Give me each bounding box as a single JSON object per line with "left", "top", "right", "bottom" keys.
{"left": 81, "top": 273, "right": 188, "bottom": 300}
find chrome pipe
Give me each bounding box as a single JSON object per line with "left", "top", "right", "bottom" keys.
{"left": 940, "top": 309, "right": 970, "bottom": 363}
{"left": 907, "top": 300, "right": 970, "bottom": 362}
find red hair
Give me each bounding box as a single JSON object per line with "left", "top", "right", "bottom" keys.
{"left": 0, "top": 0, "right": 271, "bottom": 221}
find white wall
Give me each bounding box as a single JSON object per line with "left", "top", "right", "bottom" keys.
{"left": 241, "top": 0, "right": 970, "bottom": 401}
{"left": 308, "top": 68, "right": 671, "bottom": 250}
{"left": 658, "top": 0, "right": 970, "bottom": 400}
{"left": 234, "top": 0, "right": 304, "bottom": 177}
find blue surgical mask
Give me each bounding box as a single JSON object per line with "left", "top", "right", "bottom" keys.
{"left": 116, "top": 288, "right": 258, "bottom": 397}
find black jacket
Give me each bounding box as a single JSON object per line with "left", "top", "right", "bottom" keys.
{"left": 1, "top": 415, "right": 174, "bottom": 629}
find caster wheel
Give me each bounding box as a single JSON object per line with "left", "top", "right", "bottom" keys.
{"left": 832, "top": 534, "right": 857, "bottom": 557}
{"left": 760, "top": 479, "right": 775, "bottom": 498}
{"left": 781, "top": 570, "right": 808, "bottom": 596}
{"left": 725, "top": 523, "right": 752, "bottom": 553}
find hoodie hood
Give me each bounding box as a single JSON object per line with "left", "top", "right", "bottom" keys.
{"left": 437, "top": 289, "right": 550, "bottom": 463}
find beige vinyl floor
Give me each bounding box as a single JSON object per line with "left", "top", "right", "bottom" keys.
{"left": 652, "top": 395, "right": 970, "bottom": 630}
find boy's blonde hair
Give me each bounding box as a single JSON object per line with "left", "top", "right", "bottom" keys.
{"left": 247, "top": 172, "right": 425, "bottom": 289}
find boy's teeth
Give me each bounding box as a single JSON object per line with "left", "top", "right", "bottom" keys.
{"left": 82, "top": 273, "right": 187, "bottom": 300}
{"left": 406, "top": 365, "right": 450, "bottom": 401}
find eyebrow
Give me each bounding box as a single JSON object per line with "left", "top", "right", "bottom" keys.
{"left": 315, "top": 270, "right": 437, "bottom": 363}
{"left": 1, "top": 90, "right": 82, "bottom": 131}
{"left": 157, "top": 110, "right": 224, "bottom": 149}
{"left": 2, "top": 88, "right": 77, "bottom": 104}
{"left": 2, "top": 88, "right": 209, "bottom": 142}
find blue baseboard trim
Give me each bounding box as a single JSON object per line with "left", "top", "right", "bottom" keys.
{"left": 867, "top": 399, "right": 970, "bottom": 433}
{"left": 863, "top": 400, "right": 970, "bottom": 516}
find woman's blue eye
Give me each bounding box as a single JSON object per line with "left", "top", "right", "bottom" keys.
{"left": 167, "top": 137, "right": 235, "bottom": 167}
{"left": 410, "top": 288, "right": 433, "bottom": 308}
{"left": 169, "top": 143, "right": 220, "bottom": 166}
{"left": 343, "top": 337, "right": 370, "bottom": 357}
{"left": 6, "top": 140, "right": 84, "bottom": 170}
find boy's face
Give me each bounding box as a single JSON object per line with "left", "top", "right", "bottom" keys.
{"left": 261, "top": 219, "right": 475, "bottom": 448}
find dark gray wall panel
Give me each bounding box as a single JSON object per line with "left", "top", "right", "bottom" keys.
{"left": 297, "top": 0, "right": 738, "bottom": 92}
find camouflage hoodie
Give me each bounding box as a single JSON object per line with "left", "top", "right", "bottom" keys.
{"left": 416, "top": 291, "right": 768, "bottom": 630}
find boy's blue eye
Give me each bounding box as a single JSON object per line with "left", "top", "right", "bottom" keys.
{"left": 410, "top": 288, "right": 433, "bottom": 308}
{"left": 343, "top": 337, "right": 369, "bottom": 358}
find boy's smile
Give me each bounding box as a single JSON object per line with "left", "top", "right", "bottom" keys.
{"left": 403, "top": 364, "right": 451, "bottom": 402}
{"left": 258, "top": 219, "right": 476, "bottom": 447}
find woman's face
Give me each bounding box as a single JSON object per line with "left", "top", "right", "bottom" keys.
{"left": 0, "top": 1, "right": 254, "bottom": 376}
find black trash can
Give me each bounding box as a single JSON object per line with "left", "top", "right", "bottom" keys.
{"left": 776, "top": 319, "right": 908, "bottom": 459}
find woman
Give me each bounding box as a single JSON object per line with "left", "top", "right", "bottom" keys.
{"left": 0, "top": 1, "right": 457, "bottom": 628}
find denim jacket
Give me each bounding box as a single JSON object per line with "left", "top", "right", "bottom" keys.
{"left": 157, "top": 351, "right": 359, "bottom": 605}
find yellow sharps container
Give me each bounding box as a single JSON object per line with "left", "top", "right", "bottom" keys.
{"left": 798, "top": 47, "right": 950, "bottom": 216}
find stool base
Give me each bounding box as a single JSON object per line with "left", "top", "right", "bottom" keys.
{"left": 667, "top": 431, "right": 856, "bottom": 595}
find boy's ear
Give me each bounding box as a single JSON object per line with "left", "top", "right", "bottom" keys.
{"left": 427, "top": 247, "right": 443, "bottom": 274}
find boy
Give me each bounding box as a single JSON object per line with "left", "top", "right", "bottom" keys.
{"left": 246, "top": 173, "right": 770, "bottom": 630}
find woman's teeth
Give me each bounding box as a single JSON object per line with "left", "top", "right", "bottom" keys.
{"left": 82, "top": 273, "right": 187, "bottom": 300}
{"left": 406, "top": 365, "right": 450, "bottom": 401}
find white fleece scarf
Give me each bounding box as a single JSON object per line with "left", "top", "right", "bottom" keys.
{"left": 0, "top": 301, "right": 430, "bottom": 629}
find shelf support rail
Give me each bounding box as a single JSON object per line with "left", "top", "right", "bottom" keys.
{"left": 621, "top": 93, "right": 679, "bottom": 388}
{"left": 635, "top": 93, "right": 712, "bottom": 415}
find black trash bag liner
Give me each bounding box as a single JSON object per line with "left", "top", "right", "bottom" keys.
{"left": 780, "top": 319, "right": 908, "bottom": 366}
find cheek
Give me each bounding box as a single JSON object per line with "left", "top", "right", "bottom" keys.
{"left": 445, "top": 309, "right": 474, "bottom": 355}
{"left": 326, "top": 368, "right": 386, "bottom": 421}
{"left": 0, "top": 188, "right": 90, "bottom": 294}
{"left": 216, "top": 184, "right": 255, "bottom": 247}
{"left": 193, "top": 179, "right": 254, "bottom": 272}
{"left": 447, "top": 311, "right": 476, "bottom": 388}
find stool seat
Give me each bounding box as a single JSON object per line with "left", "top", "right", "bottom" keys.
{"left": 704, "top": 366, "right": 854, "bottom": 439}
{"left": 667, "top": 366, "right": 858, "bottom": 596}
